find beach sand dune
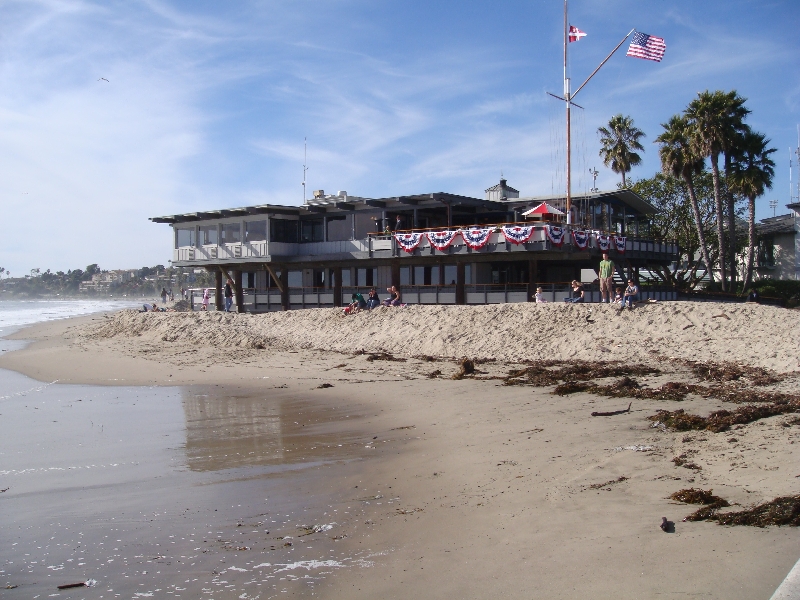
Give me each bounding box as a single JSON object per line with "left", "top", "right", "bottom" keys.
{"left": 89, "top": 302, "right": 800, "bottom": 372}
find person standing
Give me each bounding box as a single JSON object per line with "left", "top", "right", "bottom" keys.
{"left": 224, "top": 278, "right": 234, "bottom": 312}
{"left": 598, "top": 252, "right": 615, "bottom": 303}
{"left": 160, "top": 287, "right": 168, "bottom": 304}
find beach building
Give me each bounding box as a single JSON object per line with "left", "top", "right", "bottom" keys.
{"left": 755, "top": 202, "right": 800, "bottom": 281}
{"left": 150, "top": 180, "right": 679, "bottom": 311}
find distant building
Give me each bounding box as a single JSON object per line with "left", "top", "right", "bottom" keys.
{"left": 150, "top": 180, "right": 679, "bottom": 312}
{"left": 755, "top": 203, "right": 800, "bottom": 281}
{"left": 484, "top": 178, "right": 519, "bottom": 201}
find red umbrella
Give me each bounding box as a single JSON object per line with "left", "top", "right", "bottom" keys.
{"left": 522, "top": 202, "right": 565, "bottom": 216}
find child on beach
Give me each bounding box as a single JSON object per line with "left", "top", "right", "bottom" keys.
{"left": 202, "top": 289, "right": 210, "bottom": 311}
{"left": 534, "top": 287, "right": 548, "bottom": 303}
{"left": 613, "top": 287, "right": 623, "bottom": 304}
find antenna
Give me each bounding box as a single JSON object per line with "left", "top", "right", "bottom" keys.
{"left": 769, "top": 199, "right": 778, "bottom": 217}
{"left": 589, "top": 167, "right": 599, "bottom": 193}
{"left": 302, "top": 137, "right": 309, "bottom": 203}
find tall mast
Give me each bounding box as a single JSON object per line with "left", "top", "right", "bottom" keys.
{"left": 302, "top": 137, "right": 308, "bottom": 203}
{"left": 564, "top": 0, "right": 572, "bottom": 224}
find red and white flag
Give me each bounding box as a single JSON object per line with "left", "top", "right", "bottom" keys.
{"left": 626, "top": 31, "right": 666, "bottom": 62}
{"left": 568, "top": 25, "right": 587, "bottom": 42}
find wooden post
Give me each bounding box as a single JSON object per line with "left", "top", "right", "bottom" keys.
{"left": 234, "top": 270, "right": 244, "bottom": 313}
{"left": 527, "top": 259, "right": 538, "bottom": 302}
{"left": 333, "top": 266, "right": 342, "bottom": 307}
{"left": 455, "top": 262, "right": 465, "bottom": 305}
{"left": 280, "top": 268, "right": 289, "bottom": 311}
{"left": 215, "top": 269, "right": 223, "bottom": 311}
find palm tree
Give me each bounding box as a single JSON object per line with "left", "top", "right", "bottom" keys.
{"left": 684, "top": 90, "right": 750, "bottom": 291}
{"left": 598, "top": 115, "right": 646, "bottom": 188}
{"left": 729, "top": 130, "right": 776, "bottom": 291}
{"left": 656, "top": 115, "right": 715, "bottom": 287}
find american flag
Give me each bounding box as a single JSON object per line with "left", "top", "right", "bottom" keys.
{"left": 626, "top": 31, "right": 666, "bottom": 62}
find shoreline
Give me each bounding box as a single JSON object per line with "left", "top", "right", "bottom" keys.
{"left": 2, "top": 307, "right": 799, "bottom": 598}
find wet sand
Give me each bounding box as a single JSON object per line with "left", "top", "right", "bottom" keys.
{"left": 2, "top": 312, "right": 799, "bottom": 599}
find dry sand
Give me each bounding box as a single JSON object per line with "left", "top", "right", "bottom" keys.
{"left": 2, "top": 302, "right": 800, "bottom": 599}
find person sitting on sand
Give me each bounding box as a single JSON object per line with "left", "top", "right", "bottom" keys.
{"left": 534, "top": 287, "right": 547, "bottom": 303}
{"left": 343, "top": 292, "right": 367, "bottom": 315}
{"left": 141, "top": 303, "right": 154, "bottom": 312}
{"left": 201, "top": 288, "right": 210, "bottom": 311}
{"left": 622, "top": 279, "right": 639, "bottom": 309}
{"left": 564, "top": 280, "right": 584, "bottom": 303}
{"left": 613, "top": 287, "right": 623, "bottom": 305}
{"left": 383, "top": 285, "right": 401, "bottom": 306}
{"left": 366, "top": 288, "right": 380, "bottom": 310}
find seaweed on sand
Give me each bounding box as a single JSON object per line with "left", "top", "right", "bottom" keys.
{"left": 452, "top": 358, "right": 475, "bottom": 380}
{"left": 682, "top": 360, "right": 784, "bottom": 386}
{"left": 670, "top": 488, "right": 729, "bottom": 506}
{"left": 364, "top": 352, "right": 407, "bottom": 362}
{"left": 554, "top": 378, "right": 698, "bottom": 401}
{"left": 504, "top": 360, "right": 659, "bottom": 387}
{"left": 685, "top": 495, "right": 800, "bottom": 527}
{"left": 649, "top": 401, "right": 800, "bottom": 432}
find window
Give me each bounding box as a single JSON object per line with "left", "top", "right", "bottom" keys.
{"left": 245, "top": 220, "right": 267, "bottom": 242}
{"left": 757, "top": 239, "right": 775, "bottom": 268}
{"left": 270, "top": 219, "right": 299, "bottom": 243}
{"left": 199, "top": 225, "right": 218, "bottom": 246}
{"left": 221, "top": 223, "right": 241, "bottom": 244}
{"left": 340, "top": 268, "right": 351, "bottom": 287}
{"left": 444, "top": 265, "right": 457, "bottom": 285}
{"left": 288, "top": 271, "right": 303, "bottom": 287}
{"left": 300, "top": 220, "right": 324, "bottom": 242}
{"left": 327, "top": 215, "right": 353, "bottom": 241}
{"left": 400, "top": 267, "right": 410, "bottom": 286}
{"left": 176, "top": 228, "right": 195, "bottom": 248}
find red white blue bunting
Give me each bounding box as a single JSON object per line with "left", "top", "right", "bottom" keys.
{"left": 595, "top": 233, "right": 611, "bottom": 251}
{"left": 460, "top": 227, "right": 494, "bottom": 250}
{"left": 613, "top": 236, "right": 627, "bottom": 253}
{"left": 426, "top": 230, "right": 459, "bottom": 251}
{"left": 546, "top": 225, "right": 565, "bottom": 246}
{"left": 394, "top": 232, "right": 424, "bottom": 253}
{"left": 571, "top": 229, "right": 589, "bottom": 250}
{"left": 501, "top": 224, "right": 535, "bottom": 245}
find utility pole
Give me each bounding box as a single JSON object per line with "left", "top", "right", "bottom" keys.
{"left": 589, "top": 167, "right": 599, "bottom": 193}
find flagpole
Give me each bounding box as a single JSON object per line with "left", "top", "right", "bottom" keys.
{"left": 571, "top": 29, "right": 635, "bottom": 100}
{"left": 564, "top": 0, "right": 571, "bottom": 224}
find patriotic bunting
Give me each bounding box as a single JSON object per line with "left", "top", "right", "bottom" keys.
{"left": 546, "top": 225, "right": 565, "bottom": 246}
{"left": 501, "top": 224, "right": 535, "bottom": 245}
{"left": 613, "top": 236, "right": 627, "bottom": 253}
{"left": 394, "top": 232, "right": 424, "bottom": 253}
{"left": 595, "top": 233, "right": 611, "bottom": 251}
{"left": 460, "top": 227, "right": 494, "bottom": 250}
{"left": 571, "top": 229, "right": 589, "bottom": 250}
{"left": 425, "top": 230, "right": 459, "bottom": 251}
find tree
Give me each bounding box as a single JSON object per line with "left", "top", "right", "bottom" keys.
{"left": 631, "top": 171, "right": 718, "bottom": 290}
{"left": 685, "top": 90, "right": 750, "bottom": 291}
{"left": 656, "top": 115, "right": 715, "bottom": 287}
{"left": 729, "top": 130, "right": 776, "bottom": 291}
{"left": 598, "top": 114, "right": 646, "bottom": 188}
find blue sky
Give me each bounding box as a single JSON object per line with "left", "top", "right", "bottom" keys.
{"left": 1, "top": 0, "right": 798, "bottom": 274}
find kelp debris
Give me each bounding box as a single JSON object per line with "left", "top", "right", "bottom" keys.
{"left": 669, "top": 488, "right": 729, "bottom": 506}
{"left": 682, "top": 359, "right": 783, "bottom": 385}
{"left": 365, "top": 352, "right": 407, "bottom": 362}
{"left": 504, "top": 360, "right": 659, "bottom": 387}
{"left": 686, "top": 495, "right": 800, "bottom": 527}
{"left": 452, "top": 358, "right": 476, "bottom": 380}
{"left": 426, "top": 369, "right": 442, "bottom": 379}
{"left": 588, "top": 476, "right": 628, "bottom": 490}
{"left": 650, "top": 401, "right": 800, "bottom": 432}
{"left": 672, "top": 455, "right": 702, "bottom": 470}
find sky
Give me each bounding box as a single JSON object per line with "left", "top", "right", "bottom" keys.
{"left": 1, "top": 0, "right": 799, "bottom": 275}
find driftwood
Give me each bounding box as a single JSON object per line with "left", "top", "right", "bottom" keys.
{"left": 591, "top": 402, "right": 632, "bottom": 417}
{"left": 57, "top": 583, "right": 86, "bottom": 590}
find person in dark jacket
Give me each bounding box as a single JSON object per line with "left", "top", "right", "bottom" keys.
{"left": 224, "top": 279, "right": 234, "bottom": 312}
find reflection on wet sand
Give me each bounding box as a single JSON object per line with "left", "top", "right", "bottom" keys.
{"left": 182, "top": 385, "right": 365, "bottom": 472}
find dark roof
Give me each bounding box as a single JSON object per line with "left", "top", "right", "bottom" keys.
{"left": 485, "top": 178, "right": 519, "bottom": 194}
{"left": 757, "top": 214, "right": 797, "bottom": 236}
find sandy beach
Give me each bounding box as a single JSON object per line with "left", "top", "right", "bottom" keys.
{"left": 2, "top": 302, "right": 799, "bottom": 599}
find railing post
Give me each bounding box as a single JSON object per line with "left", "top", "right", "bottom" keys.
{"left": 215, "top": 270, "right": 223, "bottom": 311}
{"left": 455, "top": 262, "right": 465, "bottom": 305}
{"left": 280, "top": 268, "right": 289, "bottom": 311}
